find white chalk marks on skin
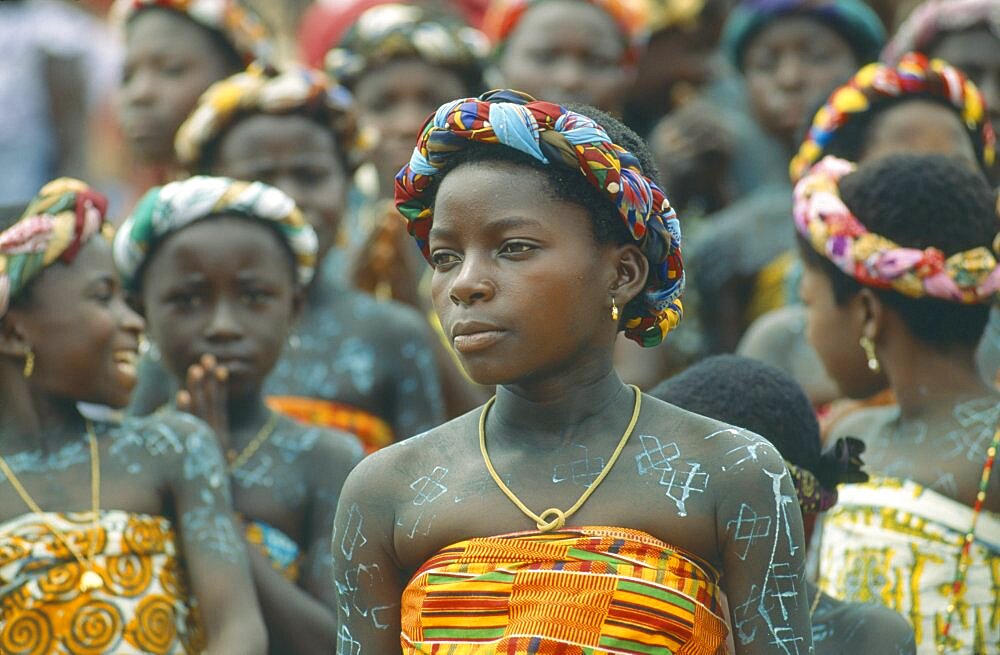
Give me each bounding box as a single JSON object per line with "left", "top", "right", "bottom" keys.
{"left": 181, "top": 490, "right": 244, "bottom": 564}
{"left": 633, "top": 434, "right": 708, "bottom": 517}
{"left": 337, "top": 625, "right": 361, "bottom": 655}
{"left": 727, "top": 503, "right": 772, "bottom": 561}
{"left": 340, "top": 503, "right": 367, "bottom": 561}
{"left": 552, "top": 444, "right": 605, "bottom": 487}
{"left": 944, "top": 396, "right": 1000, "bottom": 461}
{"left": 398, "top": 467, "right": 449, "bottom": 540}
{"left": 333, "top": 561, "right": 396, "bottom": 631}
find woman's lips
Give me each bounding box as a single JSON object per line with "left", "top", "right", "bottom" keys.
{"left": 452, "top": 330, "right": 506, "bottom": 354}
{"left": 112, "top": 350, "right": 138, "bottom": 384}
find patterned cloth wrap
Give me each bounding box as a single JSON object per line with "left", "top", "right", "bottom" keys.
{"left": 0, "top": 511, "right": 205, "bottom": 655}
{"left": 882, "top": 0, "right": 1000, "bottom": 65}
{"left": 264, "top": 397, "right": 394, "bottom": 453}
{"left": 324, "top": 3, "right": 489, "bottom": 88}
{"left": 113, "top": 0, "right": 271, "bottom": 65}
{"left": 817, "top": 477, "right": 1000, "bottom": 654}
{"left": 113, "top": 176, "right": 318, "bottom": 291}
{"left": 793, "top": 155, "right": 1000, "bottom": 304}
{"left": 0, "top": 178, "right": 109, "bottom": 318}
{"left": 790, "top": 52, "right": 997, "bottom": 182}
{"left": 395, "top": 89, "right": 685, "bottom": 347}
{"left": 720, "top": 0, "right": 885, "bottom": 70}
{"left": 243, "top": 519, "right": 300, "bottom": 582}
{"left": 482, "top": 0, "right": 650, "bottom": 64}
{"left": 785, "top": 436, "right": 868, "bottom": 514}
{"left": 175, "top": 63, "right": 358, "bottom": 173}
{"left": 401, "top": 526, "right": 728, "bottom": 654}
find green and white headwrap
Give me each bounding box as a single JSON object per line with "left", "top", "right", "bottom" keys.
{"left": 113, "top": 176, "right": 318, "bottom": 290}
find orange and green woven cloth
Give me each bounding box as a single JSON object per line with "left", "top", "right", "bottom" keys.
{"left": 401, "top": 526, "right": 729, "bottom": 654}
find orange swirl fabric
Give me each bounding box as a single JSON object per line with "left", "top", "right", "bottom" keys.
{"left": 0, "top": 511, "right": 204, "bottom": 655}
{"left": 401, "top": 526, "right": 729, "bottom": 654}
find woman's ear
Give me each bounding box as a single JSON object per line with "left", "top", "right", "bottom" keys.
{"left": 0, "top": 312, "right": 31, "bottom": 360}
{"left": 609, "top": 244, "right": 649, "bottom": 305}
{"left": 855, "top": 288, "right": 884, "bottom": 343}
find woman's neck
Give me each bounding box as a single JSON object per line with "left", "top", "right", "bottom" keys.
{"left": 884, "top": 339, "right": 994, "bottom": 420}
{"left": 226, "top": 389, "right": 274, "bottom": 443}
{"left": 1, "top": 369, "right": 88, "bottom": 454}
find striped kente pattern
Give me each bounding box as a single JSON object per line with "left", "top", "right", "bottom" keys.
{"left": 401, "top": 526, "right": 729, "bottom": 654}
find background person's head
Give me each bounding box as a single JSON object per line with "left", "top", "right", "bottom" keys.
{"left": 722, "top": 0, "right": 885, "bottom": 148}
{"left": 115, "top": 0, "right": 271, "bottom": 166}
{"left": 795, "top": 154, "right": 1000, "bottom": 399}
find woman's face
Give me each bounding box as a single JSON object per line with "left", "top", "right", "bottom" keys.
{"left": 498, "top": 0, "right": 630, "bottom": 114}
{"left": 743, "top": 16, "right": 858, "bottom": 146}
{"left": 118, "top": 8, "right": 239, "bottom": 165}
{"left": 213, "top": 113, "right": 349, "bottom": 261}
{"left": 140, "top": 216, "right": 298, "bottom": 399}
{"left": 428, "top": 162, "right": 621, "bottom": 386}
{"left": 12, "top": 238, "right": 144, "bottom": 409}
{"left": 352, "top": 58, "right": 469, "bottom": 190}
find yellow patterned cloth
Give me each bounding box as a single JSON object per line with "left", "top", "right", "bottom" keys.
{"left": 0, "top": 511, "right": 204, "bottom": 654}
{"left": 817, "top": 477, "right": 1000, "bottom": 654}
{"left": 401, "top": 526, "right": 729, "bottom": 654}
{"left": 244, "top": 519, "right": 300, "bottom": 582}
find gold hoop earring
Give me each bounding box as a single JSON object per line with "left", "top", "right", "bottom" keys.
{"left": 22, "top": 349, "right": 34, "bottom": 378}
{"left": 859, "top": 336, "right": 879, "bottom": 373}
{"left": 610, "top": 297, "right": 619, "bottom": 322}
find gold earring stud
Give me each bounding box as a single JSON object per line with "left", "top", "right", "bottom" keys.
{"left": 22, "top": 349, "right": 34, "bottom": 378}
{"left": 610, "top": 297, "right": 620, "bottom": 322}
{"left": 859, "top": 336, "right": 879, "bottom": 373}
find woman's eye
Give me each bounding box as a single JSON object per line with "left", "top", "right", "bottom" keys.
{"left": 242, "top": 289, "right": 272, "bottom": 304}
{"left": 500, "top": 242, "right": 535, "bottom": 255}
{"left": 168, "top": 293, "right": 201, "bottom": 310}
{"left": 431, "top": 251, "right": 460, "bottom": 268}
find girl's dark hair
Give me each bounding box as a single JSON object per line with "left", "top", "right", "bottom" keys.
{"left": 132, "top": 7, "right": 245, "bottom": 75}
{"left": 798, "top": 153, "right": 998, "bottom": 348}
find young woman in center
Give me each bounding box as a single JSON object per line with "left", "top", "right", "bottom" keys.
{"left": 331, "top": 90, "right": 812, "bottom": 654}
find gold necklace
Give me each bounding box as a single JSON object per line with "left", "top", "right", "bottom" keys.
{"left": 480, "top": 384, "right": 642, "bottom": 532}
{"left": 809, "top": 586, "right": 823, "bottom": 616}
{"left": 0, "top": 420, "right": 103, "bottom": 592}
{"left": 227, "top": 411, "right": 280, "bottom": 473}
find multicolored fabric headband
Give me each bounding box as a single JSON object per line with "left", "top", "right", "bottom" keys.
{"left": 113, "top": 176, "right": 317, "bottom": 290}
{"left": 324, "top": 3, "right": 488, "bottom": 88}
{"left": 790, "top": 52, "right": 997, "bottom": 182}
{"left": 483, "top": 0, "right": 649, "bottom": 64}
{"left": 882, "top": 0, "right": 1000, "bottom": 65}
{"left": 1, "top": 179, "right": 109, "bottom": 318}
{"left": 794, "top": 156, "right": 1000, "bottom": 304}
{"left": 394, "top": 89, "right": 684, "bottom": 347}
{"left": 114, "top": 0, "right": 272, "bottom": 65}
{"left": 175, "top": 63, "right": 358, "bottom": 172}
{"left": 784, "top": 437, "right": 868, "bottom": 514}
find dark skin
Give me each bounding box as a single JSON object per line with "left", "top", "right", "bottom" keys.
{"left": 332, "top": 162, "right": 811, "bottom": 652}
{"left": 117, "top": 8, "right": 240, "bottom": 167}
{"left": 137, "top": 216, "right": 364, "bottom": 654}
{"left": 497, "top": 0, "right": 632, "bottom": 115}
{"left": 0, "top": 237, "right": 266, "bottom": 654}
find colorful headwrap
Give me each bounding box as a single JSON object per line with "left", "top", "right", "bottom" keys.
{"left": 646, "top": 0, "right": 707, "bottom": 33}
{"left": 882, "top": 0, "right": 1000, "bottom": 64}
{"left": 785, "top": 436, "right": 867, "bottom": 513}
{"left": 0, "top": 179, "right": 109, "bottom": 318}
{"left": 794, "top": 155, "right": 1000, "bottom": 304}
{"left": 394, "top": 89, "right": 684, "bottom": 347}
{"left": 113, "top": 176, "right": 317, "bottom": 290}
{"left": 175, "top": 63, "right": 358, "bottom": 173}
{"left": 790, "top": 52, "right": 997, "bottom": 182}
{"left": 721, "top": 0, "right": 885, "bottom": 70}
{"left": 114, "top": 0, "right": 272, "bottom": 65}
{"left": 324, "top": 3, "right": 489, "bottom": 89}
{"left": 483, "top": 0, "right": 649, "bottom": 64}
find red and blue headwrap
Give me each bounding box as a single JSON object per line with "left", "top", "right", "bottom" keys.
{"left": 394, "top": 89, "right": 684, "bottom": 347}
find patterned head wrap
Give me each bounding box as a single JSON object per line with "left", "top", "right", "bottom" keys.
{"left": 394, "top": 89, "right": 683, "bottom": 347}
{"left": 790, "top": 53, "right": 997, "bottom": 183}
{"left": 114, "top": 0, "right": 272, "bottom": 65}
{"left": 721, "top": 0, "right": 885, "bottom": 71}
{"left": 794, "top": 155, "right": 1000, "bottom": 304}
{"left": 483, "top": 0, "right": 649, "bottom": 64}
{"left": 175, "top": 64, "right": 358, "bottom": 173}
{"left": 324, "top": 3, "right": 489, "bottom": 90}
{"left": 882, "top": 0, "right": 1000, "bottom": 64}
{"left": 113, "top": 176, "right": 317, "bottom": 291}
{"left": 0, "top": 179, "right": 110, "bottom": 318}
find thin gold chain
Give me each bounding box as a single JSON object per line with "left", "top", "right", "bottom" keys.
{"left": 227, "top": 411, "right": 280, "bottom": 473}
{"left": 479, "top": 384, "right": 642, "bottom": 532}
{"left": 0, "top": 421, "right": 101, "bottom": 576}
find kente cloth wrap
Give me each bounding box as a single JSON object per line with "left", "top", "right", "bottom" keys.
{"left": 265, "top": 396, "right": 394, "bottom": 453}
{"left": 324, "top": 3, "right": 489, "bottom": 89}
{"left": 401, "top": 526, "right": 728, "bottom": 654}
{"left": 793, "top": 155, "right": 1000, "bottom": 304}
{"left": 482, "top": 0, "right": 649, "bottom": 64}
{"left": 394, "top": 89, "right": 685, "bottom": 347}
{"left": 790, "top": 52, "right": 997, "bottom": 183}
{"left": 175, "top": 63, "right": 358, "bottom": 173}
{"left": 113, "top": 0, "right": 271, "bottom": 65}
{"left": 0, "top": 511, "right": 205, "bottom": 655}
{"left": 113, "top": 176, "right": 318, "bottom": 290}
{"left": 0, "top": 178, "right": 109, "bottom": 318}
{"left": 244, "top": 519, "right": 300, "bottom": 582}
{"left": 882, "top": 0, "right": 1000, "bottom": 65}
{"left": 720, "top": 0, "right": 885, "bottom": 70}
{"left": 816, "top": 477, "right": 1000, "bottom": 654}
